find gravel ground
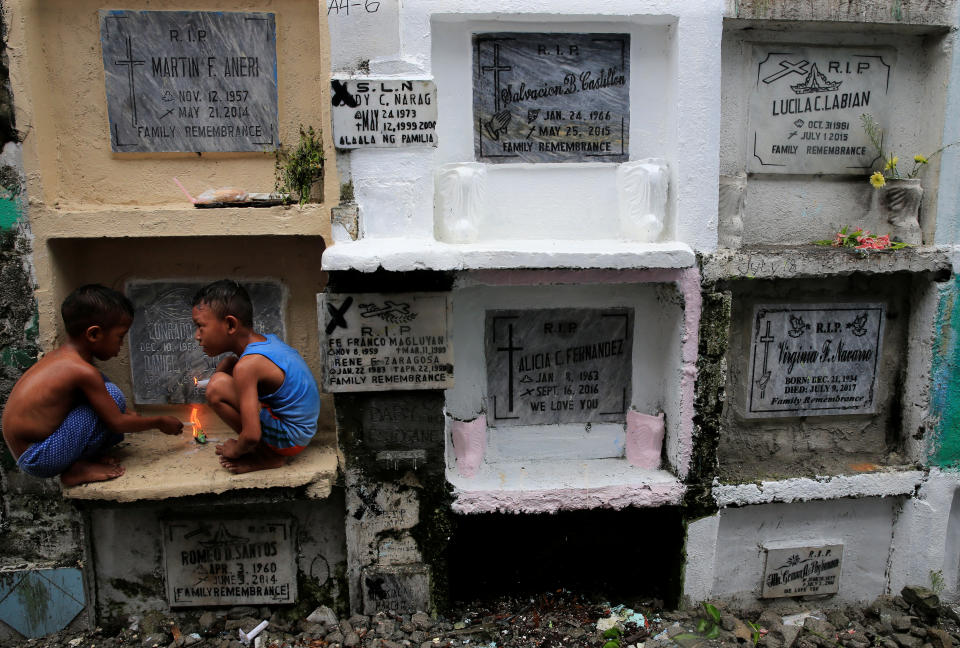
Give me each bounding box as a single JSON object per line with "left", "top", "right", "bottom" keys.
{"left": 8, "top": 586, "right": 960, "bottom": 648}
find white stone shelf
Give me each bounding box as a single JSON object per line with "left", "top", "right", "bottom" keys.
{"left": 712, "top": 469, "right": 926, "bottom": 508}
{"left": 448, "top": 458, "right": 685, "bottom": 514}
{"left": 321, "top": 238, "right": 696, "bottom": 272}
{"left": 62, "top": 428, "right": 338, "bottom": 503}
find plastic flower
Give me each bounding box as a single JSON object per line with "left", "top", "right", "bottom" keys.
{"left": 869, "top": 172, "right": 886, "bottom": 188}
{"left": 914, "top": 154, "right": 928, "bottom": 164}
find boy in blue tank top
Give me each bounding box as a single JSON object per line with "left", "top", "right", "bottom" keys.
{"left": 191, "top": 280, "right": 321, "bottom": 474}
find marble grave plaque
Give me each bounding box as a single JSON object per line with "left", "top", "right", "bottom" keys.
{"left": 331, "top": 79, "right": 437, "bottom": 148}
{"left": 100, "top": 11, "right": 278, "bottom": 152}
{"left": 485, "top": 308, "right": 633, "bottom": 426}
{"left": 321, "top": 293, "right": 453, "bottom": 392}
{"left": 361, "top": 393, "right": 445, "bottom": 468}
{"left": 163, "top": 518, "right": 296, "bottom": 607}
{"left": 748, "top": 46, "right": 893, "bottom": 174}
{"left": 747, "top": 303, "right": 884, "bottom": 417}
{"left": 762, "top": 544, "right": 843, "bottom": 598}
{"left": 127, "top": 281, "right": 285, "bottom": 405}
{"left": 473, "top": 33, "right": 629, "bottom": 163}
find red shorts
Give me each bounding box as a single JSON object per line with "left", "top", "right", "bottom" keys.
{"left": 265, "top": 443, "right": 307, "bottom": 457}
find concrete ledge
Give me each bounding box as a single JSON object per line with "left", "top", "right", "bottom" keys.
{"left": 712, "top": 469, "right": 926, "bottom": 508}
{"left": 62, "top": 430, "right": 338, "bottom": 503}
{"left": 29, "top": 204, "right": 331, "bottom": 239}
{"left": 701, "top": 245, "right": 952, "bottom": 283}
{"left": 321, "top": 238, "right": 696, "bottom": 272}
{"left": 725, "top": 0, "right": 955, "bottom": 28}
{"left": 448, "top": 458, "right": 685, "bottom": 514}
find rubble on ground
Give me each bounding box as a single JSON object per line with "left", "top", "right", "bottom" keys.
{"left": 8, "top": 586, "right": 960, "bottom": 648}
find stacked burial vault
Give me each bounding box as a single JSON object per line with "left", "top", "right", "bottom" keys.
{"left": 8, "top": 0, "right": 960, "bottom": 635}
{"left": 323, "top": 0, "right": 960, "bottom": 611}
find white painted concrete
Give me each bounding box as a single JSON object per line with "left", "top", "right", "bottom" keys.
{"left": 935, "top": 2, "right": 960, "bottom": 245}
{"left": 326, "top": 0, "right": 722, "bottom": 263}
{"left": 321, "top": 238, "right": 696, "bottom": 271}
{"left": 713, "top": 471, "right": 925, "bottom": 507}
{"left": 706, "top": 498, "right": 900, "bottom": 603}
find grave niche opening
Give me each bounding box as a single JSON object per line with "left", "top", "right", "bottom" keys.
{"left": 718, "top": 276, "right": 912, "bottom": 482}
{"left": 127, "top": 280, "right": 285, "bottom": 405}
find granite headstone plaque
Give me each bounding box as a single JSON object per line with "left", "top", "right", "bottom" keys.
{"left": 473, "top": 33, "right": 629, "bottom": 163}
{"left": 127, "top": 281, "right": 285, "bottom": 405}
{"left": 163, "top": 518, "right": 296, "bottom": 607}
{"left": 331, "top": 79, "right": 437, "bottom": 148}
{"left": 747, "top": 303, "right": 884, "bottom": 417}
{"left": 748, "top": 46, "right": 893, "bottom": 174}
{"left": 762, "top": 544, "right": 843, "bottom": 598}
{"left": 321, "top": 293, "right": 453, "bottom": 392}
{"left": 360, "top": 565, "right": 430, "bottom": 615}
{"left": 100, "top": 11, "right": 278, "bottom": 152}
{"left": 360, "top": 393, "right": 445, "bottom": 469}
{"left": 485, "top": 308, "right": 633, "bottom": 426}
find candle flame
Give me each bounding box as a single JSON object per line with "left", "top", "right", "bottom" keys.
{"left": 190, "top": 406, "right": 207, "bottom": 444}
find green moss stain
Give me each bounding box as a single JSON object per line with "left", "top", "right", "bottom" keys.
{"left": 16, "top": 575, "right": 51, "bottom": 634}
{"left": 930, "top": 278, "right": 960, "bottom": 466}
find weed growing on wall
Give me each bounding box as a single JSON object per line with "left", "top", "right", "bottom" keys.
{"left": 275, "top": 125, "right": 324, "bottom": 206}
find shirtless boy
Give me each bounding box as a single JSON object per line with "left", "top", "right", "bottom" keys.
{"left": 2, "top": 285, "right": 183, "bottom": 485}
{"left": 192, "top": 280, "right": 320, "bottom": 474}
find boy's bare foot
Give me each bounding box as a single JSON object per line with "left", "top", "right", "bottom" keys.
{"left": 218, "top": 448, "right": 285, "bottom": 474}
{"left": 60, "top": 459, "right": 125, "bottom": 486}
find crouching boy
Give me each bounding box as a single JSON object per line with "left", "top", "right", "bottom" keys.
{"left": 1, "top": 285, "right": 183, "bottom": 485}
{"left": 191, "top": 280, "right": 320, "bottom": 474}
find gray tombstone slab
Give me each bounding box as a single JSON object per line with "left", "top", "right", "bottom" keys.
{"left": 331, "top": 79, "right": 437, "bottom": 148}
{"left": 762, "top": 544, "right": 843, "bottom": 598}
{"left": 100, "top": 11, "right": 278, "bottom": 152}
{"left": 485, "top": 308, "right": 633, "bottom": 426}
{"left": 360, "top": 393, "right": 445, "bottom": 470}
{"left": 360, "top": 565, "right": 430, "bottom": 614}
{"left": 126, "top": 281, "right": 285, "bottom": 404}
{"left": 320, "top": 293, "right": 453, "bottom": 392}
{"left": 163, "top": 518, "right": 297, "bottom": 607}
{"left": 748, "top": 45, "right": 894, "bottom": 174}
{"left": 473, "top": 33, "right": 630, "bottom": 163}
{"left": 747, "top": 303, "right": 884, "bottom": 417}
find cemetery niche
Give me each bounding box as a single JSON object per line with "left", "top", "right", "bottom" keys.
{"left": 473, "top": 33, "right": 630, "bottom": 163}
{"left": 100, "top": 10, "right": 279, "bottom": 153}
{"left": 127, "top": 280, "right": 286, "bottom": 405}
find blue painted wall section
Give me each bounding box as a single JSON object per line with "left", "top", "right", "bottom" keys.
{"left": 0, "top": 569, "right": 85, "bottom": 638}
{"left": 929, "top": 277, "right": 960, "bottom": 466}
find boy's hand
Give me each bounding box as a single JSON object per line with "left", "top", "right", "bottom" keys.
{"left": 216, "top": 439, "right": 242, "bottom": 459}
{"left": 158, "top": 417, "right": 184, "bottom": 435}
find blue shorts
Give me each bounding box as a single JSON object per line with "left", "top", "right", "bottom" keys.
{"left": 16, "top": 378, "right": 126, "bottom": 478}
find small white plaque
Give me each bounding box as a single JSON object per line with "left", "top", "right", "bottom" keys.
{"left": 762, "top": 544, "right": 843, "bottom": 598}
{"left": 331, "top": 79, "right": 437, "bottom": 148}
{"left": 320, "top": 292, "right": 453, "bottom": 392}
{"left": 748, "top": 46, "right": 893, "bottom": 175}
{"left": 163, "top": 519, "right": 296, "bottom": 607}
{"left": 747, "top": 303, "right": 884, "bottom": 417}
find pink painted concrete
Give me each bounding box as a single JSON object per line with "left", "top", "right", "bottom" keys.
{"left": 451, "top": 481, "right": 686, "bottom": 514}
{"left": 626, "top": 411, "right": 665, "bottom": 469}
{"left": 452, "top": 415, "right": 487, "bottom": 478}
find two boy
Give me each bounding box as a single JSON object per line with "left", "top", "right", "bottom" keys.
{"left": 1, "top": 281, "right": 319, "bottom": 484}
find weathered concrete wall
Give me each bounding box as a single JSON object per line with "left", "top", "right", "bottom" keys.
{"left": 87, "top": 492, "right": 348, "bottom": 621}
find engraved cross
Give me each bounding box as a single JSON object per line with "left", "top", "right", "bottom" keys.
{"left": 496, "top": 323, "right": 523, "bottom": 412}
{"left": 114, "top": 36, "right": 145, "bottom": 126}
{"left": 482, "top": 43, "right": 512, "bottom": 112}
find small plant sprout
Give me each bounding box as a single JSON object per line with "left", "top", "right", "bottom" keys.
{"left": 275, "top": 125, "right": 325, "bottom": 206}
